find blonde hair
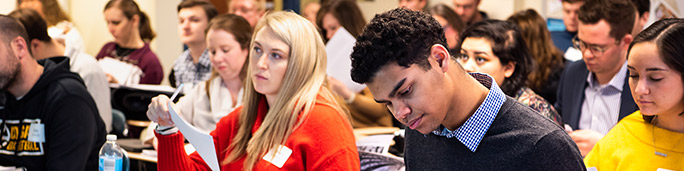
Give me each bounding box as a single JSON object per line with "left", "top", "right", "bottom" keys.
{"left": 222, "top": 11, "right": 345, "bottom": 170}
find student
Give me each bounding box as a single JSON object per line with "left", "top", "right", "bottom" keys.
{"left": 9, "top": 8, "right": 113, "bottom": 133}
{"left": 18, "top": 0, "right": 86, "bottom": 54}
{"left": 316, "top": 0, "right": 365, "bottom": 42}
{"left": 170, "top": 0, "right": 218, "bottom": 88}
{"left": 149, "top": 11, "right": 359, "bottom": 170}
{"left": 301, "top": 1, "right": 320, "bottom": 26}
{"left": 0, "top": 15, "right": 106, "bottom": 170}
{"left": 555, "top": 0, "right": 638, "bottom": 156}
{"left": 507, "top": 9, "right": 566, "bottom": 105}
{"left": 429, "top": 3, "right": 466, "bottom": 54}
{"left": 584, "top": 18, "right": 684, "bottom": 170}
{"left": 456, "top": 20, "right": 562, "bottom": 125}
{"left": 629, "top": 0, "right": 650, "bottom": 37}
{"left": 550, "top": 0, "right": 584, "bottom": 61}
{"left": 141, "top": 14, "right": 252, "bottom": 149}
{"left": 453, "top": 0, "right": 487, "bottom": 25}
{"left": 228, "top": 0, "right": 265, "bottom": 28}
{"left": 96, "top": 0, "right": 163, "bottom": 84}
{"left": 316, "top": 0, "right": 393, "bottom": 128}
{"left": 350, "top": 8, "right": 584, "bottom": 170}
{"left": 398, "top": 0, "right": 427, "bottom": 11}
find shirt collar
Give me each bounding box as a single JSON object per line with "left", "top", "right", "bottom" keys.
{"left": 586, "top": 62, "right": 627, "bottom": 91}
{"left": 431, "top": 72, "right": 507, "bottom": 152}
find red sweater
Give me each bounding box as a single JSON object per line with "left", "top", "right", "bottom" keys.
{"left": 156, "top": 95, "right": 360, "bottom": 170}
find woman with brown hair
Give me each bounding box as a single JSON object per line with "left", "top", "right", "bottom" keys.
{"left": 316, "top": 0, "right": 394, "bottom": 128}
{"left": 142, "top": 14, "right": 252, "bottom": 149}
{"left": 507, "top": 9, "right": 565, "bottom": 104}
{"left": 96, "top": 0, "right": 163, "bottom": 84}
{"left": 584, "top": 18, "right": 684, "bottom": 170}
{"left": 429, "top": 3, "right": 465, "bottom": 54}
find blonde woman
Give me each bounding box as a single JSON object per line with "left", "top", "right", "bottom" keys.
{"left": 148, "top": 11, "right": 360, "bottom": 170}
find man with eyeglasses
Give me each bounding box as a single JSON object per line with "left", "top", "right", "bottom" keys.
{"left": 555, "top": 0, "right": 639, "bottom": 157}
{"left": 228, "top": 0, "right": 265, "bottom": 28}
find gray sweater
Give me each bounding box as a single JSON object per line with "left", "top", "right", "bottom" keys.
{"left": 404, "top": 98, "right": 585, "bottom": 170}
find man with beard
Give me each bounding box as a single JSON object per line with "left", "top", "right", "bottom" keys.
{"left": 0, "top": 15, "right": 105, "bottom": 170}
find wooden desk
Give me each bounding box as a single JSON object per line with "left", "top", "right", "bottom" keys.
{"left": 128, "top": 151, "right": 157, "bottom": 163}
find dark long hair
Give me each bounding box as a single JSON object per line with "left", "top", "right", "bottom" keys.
{"left": 627, "top": 18, "right": 684, "bottom": 123}
{"left": 456, "top": 20, "right": 533, "bottom": 96}
{"left": 316, "top": 0, "right": 366, "bottom": 42}
{"left": 104, "top": 0, "right": 156, "bottom": 42}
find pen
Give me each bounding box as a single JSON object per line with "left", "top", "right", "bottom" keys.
{"left": 169, "top": 83, "right": 184, "bottom": 102}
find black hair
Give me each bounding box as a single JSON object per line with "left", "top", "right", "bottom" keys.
{"left": 8, "top": 8, "right": 51, "bottom": 43}
{"left": 627, "top": 18, "right": 684, "bottom": 122}
{"left": 455, "top": 20, "right": 533, "bottom": 96}
{"left": 578, "top": 0, "right": 635, "bottom": 40}
{"left": 630, "top": 0, "right": 650, "bottom": 17}
{"left": 350, "top": 8, "right": 446, "bottom": 83}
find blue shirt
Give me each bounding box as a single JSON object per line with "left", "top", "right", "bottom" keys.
{"left": 432, "top": 73, "right": 507, "bottom": 152}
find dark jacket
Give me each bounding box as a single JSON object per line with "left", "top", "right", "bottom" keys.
{"left": 554, "top": 60, "right": 638, "bottom": 130}
{"left": 0, "top": 57, "right": 106, "bottom": 170}
{"left": 404, "top": 98, "right": 585, "bottom": 170}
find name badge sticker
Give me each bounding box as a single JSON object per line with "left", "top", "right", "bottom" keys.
{"left": 262, "top": 145, "right": 292, "bottom": 168}
{"left": 27, "top": 123, "right": 45, "bottom": 143}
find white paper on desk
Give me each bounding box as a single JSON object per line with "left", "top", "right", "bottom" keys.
{"left": 98, "top": 57, "right": 142, "bottom": 85}
{"left": 326, "top": 27, "right": 366, "bottom": 93}
{"left": 168, "top": 103, "right": 220, "bottom": 171}
{"left": 356, "top": 134, "right": 394, "bottom": 155}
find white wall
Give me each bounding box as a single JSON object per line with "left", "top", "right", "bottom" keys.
{"left": 0, "top": 1, "right": 17, "bottom": 15}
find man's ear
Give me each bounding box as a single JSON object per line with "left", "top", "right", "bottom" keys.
{"left": 621, "top": 34, "right": 634, "bottom": 51}
{"left": 11, "top": 37, "right": 30, "bottom": 59}
{"left": 430, "top": 44, "right": 450, "bottom": 72}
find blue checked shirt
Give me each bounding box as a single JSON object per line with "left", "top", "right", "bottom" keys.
{"left": 172, "top": 49, "right": 212, "bottom": 87}
{"left": 432, "top": 73, "right": 506, "bottom": 152}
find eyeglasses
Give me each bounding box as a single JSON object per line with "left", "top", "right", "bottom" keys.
{"left": 572, "top": 35, "right": 620, "bottom": 56}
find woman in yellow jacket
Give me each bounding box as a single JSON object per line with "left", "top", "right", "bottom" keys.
{"left": 584, "top": 18, "right": 684, "bottom": 170}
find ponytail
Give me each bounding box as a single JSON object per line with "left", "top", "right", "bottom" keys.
{"left": 137, "top": 11, "right": 156, "bottom": 42}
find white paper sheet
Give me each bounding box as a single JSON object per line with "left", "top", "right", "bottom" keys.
{"left": 98, "top": 57, "right": 142, "bottom": 85}
{"left": 326, "top": 27, "right": 366, "bottom": 93}
{"left": 356, "top": 134, "right": 394, "bottom": 155}
{"left": 168, "top": 103, "right": 220, "bottom": 171}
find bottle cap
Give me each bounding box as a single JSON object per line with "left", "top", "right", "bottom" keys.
{"left": 106, "top": 134, "right": 117, "bottom": 141}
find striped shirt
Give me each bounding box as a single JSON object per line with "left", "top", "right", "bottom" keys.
{"left": 432, "top": 73, "right": 506, "bottom": 152}
{"left": 579, "top": 62, "right": 627, "bottom": 135}
{"left": 172, "top": 49, "right": 212, "bottom": 87}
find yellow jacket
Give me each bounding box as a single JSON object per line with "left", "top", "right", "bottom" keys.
{"left": 584, "top": 111, "right": 684, "bottom": 170}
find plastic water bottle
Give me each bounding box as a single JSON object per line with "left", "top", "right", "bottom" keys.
{"left": 99, "top": 134, "right": 130, "bottom": 171}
